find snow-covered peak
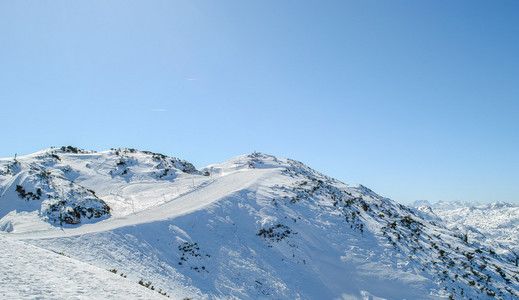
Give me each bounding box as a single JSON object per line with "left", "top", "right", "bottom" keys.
{"left": 201, "top": 152, "right": 330, "bottom": 180}
{"left": 2, "top": 148, "right": 519, "bottom": 299}
{"left": 433, "top": 200, "right": 481, "bottom": 210}
{"left": 411, "top": 200, "right": 481, "bottom": 211}
{"left": 410, "top": 199, "right": 432, "bottom": 207}
{"left": 201, "top": 152, "right": 285, "bottom": 175}
{"left": 485, "top": 201, "right": 517, "bottom": 210}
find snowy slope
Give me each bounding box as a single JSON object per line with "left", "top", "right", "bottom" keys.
{"left": 2, "top": 148, "right": 519, "bottom": 299}
{"left": 413, "top": 200, "right": 519, "bottom": 254}
{"left": 0, "top": 147, "right": 201, "bottom": 232}
{"left": 0, "top": 234, "right": 170, "bottom": 299}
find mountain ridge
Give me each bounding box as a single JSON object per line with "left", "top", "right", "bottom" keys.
{"left": 1, "top": 147, "right": 519, "bottom": 299}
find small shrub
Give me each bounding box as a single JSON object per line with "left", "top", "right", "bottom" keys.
{"left": 60, "top": 146, "right": 80, "bottom": 153}
{"left": 15, "top": 185, "right": 42, "bottom": 200}
{"left": 50, "top": 154, "right": 61, "bottom": 161}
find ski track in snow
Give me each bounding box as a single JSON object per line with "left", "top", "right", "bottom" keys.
{"left": 12, "top": 168, "right": 272, "bottom": 240}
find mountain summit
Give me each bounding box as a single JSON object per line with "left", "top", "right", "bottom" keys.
{"left": 1, "top": 147, "right": 518, "bottom": 299}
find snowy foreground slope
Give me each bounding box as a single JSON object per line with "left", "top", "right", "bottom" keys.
{"left": 0, "top": 234, "right": 165, "bottom": 299}
{"left": 1, "top": 148, "right": 519, "bottom": 299}
{"left": 413, "top": 200, "right": 519, "bottom": 255}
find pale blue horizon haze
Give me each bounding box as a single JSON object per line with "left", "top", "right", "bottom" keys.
{"left": 1, "top": 1, "right": 518, "bottom": 204}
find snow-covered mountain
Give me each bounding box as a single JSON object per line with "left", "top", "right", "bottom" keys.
{"left": 1, "top": 147, "right": 519, "bottom": 299}
{"left": 412, "top": 200, "right": 519, "bottom": 255}
{"left": 411, "top": 200, "right": 481, "bottom": 211}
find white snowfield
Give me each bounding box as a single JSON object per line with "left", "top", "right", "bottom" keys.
{"left": 0, "top": 234, "right": 165, "bottom": 299}
{"left": 1, "top": 148, "right": 519, "bottom": 300}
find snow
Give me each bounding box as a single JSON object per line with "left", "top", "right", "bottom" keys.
{"left": 1, "top": 148, "right": 519, "bottom": 299}
{"left": 413, "top": 200, "right": 519, "bottom": 254}
{"left": 0, "top": 234, "right": 167, "bottom": 299}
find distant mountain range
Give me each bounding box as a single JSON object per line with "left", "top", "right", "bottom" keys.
{"left": 411, "top": 200, "right": 519, "bottom": 255}
{"left": 1, "top": 147, "right": 518, "bottom": 299}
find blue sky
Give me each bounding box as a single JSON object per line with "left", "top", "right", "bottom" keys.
{"left": 1, "top": 1, "right": 518, "bottom": 204}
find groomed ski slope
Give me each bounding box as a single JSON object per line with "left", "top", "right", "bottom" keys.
{"left": 10, "top": 166, "right": 273, "bottom": 240}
